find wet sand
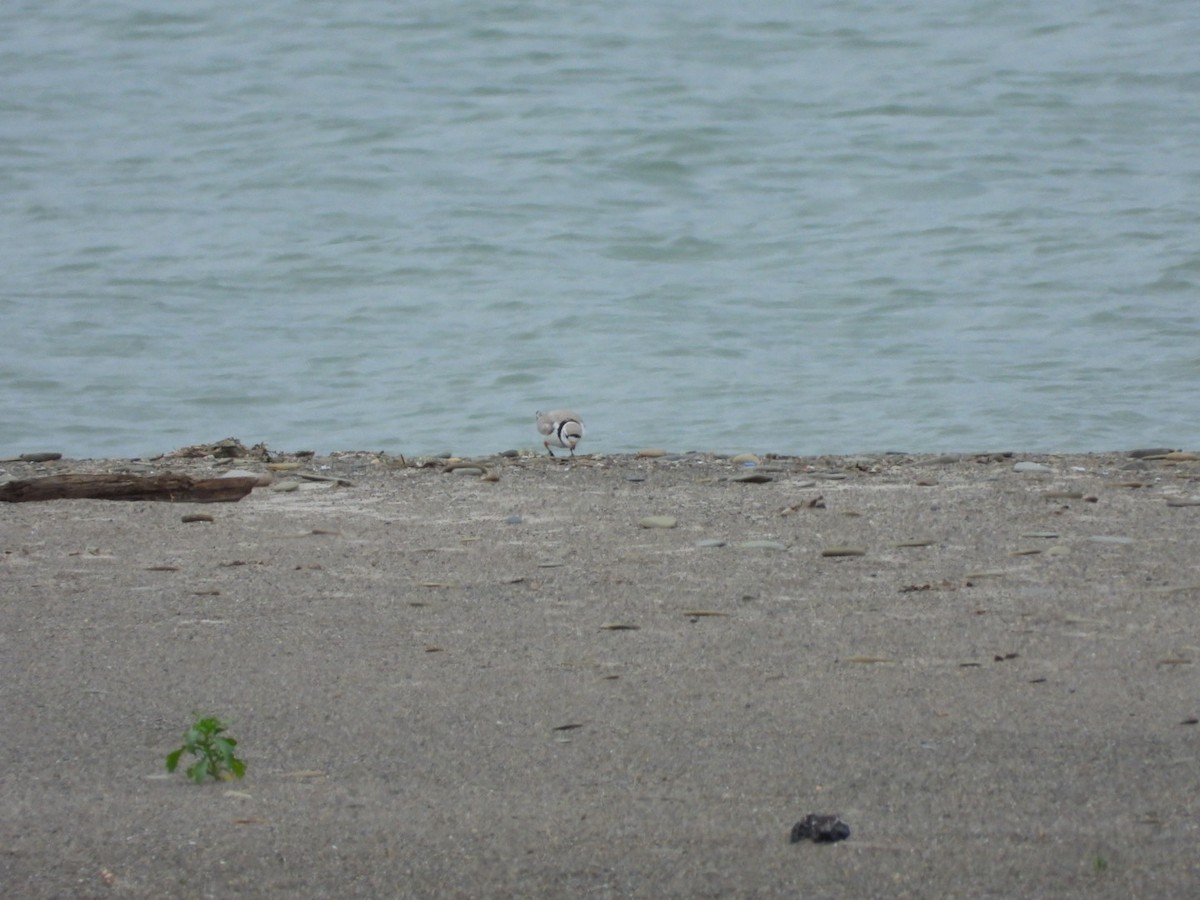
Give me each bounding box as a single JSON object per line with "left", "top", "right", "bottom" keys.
{"left": 2, "top": 448, "right": 1199, "bottom": 898}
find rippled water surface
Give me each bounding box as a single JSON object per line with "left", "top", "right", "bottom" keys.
{"left": 3, "top": 1, "right": 1198, "bottom": 458}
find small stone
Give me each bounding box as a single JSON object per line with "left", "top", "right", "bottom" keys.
{"left": 1164, "top": 451, "right": 1200, "bottom": 461}
{"left": 735, "top": 473, "right": 773, "bottom": 484}
{"left": 927, "top": 454, "right": 963, "bottom": 465}
{"left": 271, "top": 481, "right": 300, "bottom": 492}
{"left": 637, "top": 448, "right": 667, "bottom": 458}
{"left": 451, "top": 466, "right": 485, "bottom": 477}
{"left": 736, "top": 540, "right": 788, "bottom": 551}
{"left": 639, "top": 515, "right": 677, "bottom": 529}
{"left": 790, "top": 814, "right": 850, "bottom": 844}
{"left": 1013, "top": 461, "right": 1051, "bottom": 473}
{"left": 19, "top": 452, "right": 63, "bottom": 462}
{"left": 730, "top": 453, "right": 759, "bottom": 465}
{"left": 223, "top": 468, "right": 273, "bottom": 487}
{"left": 1088, "top": 535, "right": 1133, "bottom": 544}
{"left": 181, "top": 514, "right": 214, "bottom": 524}
{"left": 695, "top": 539, "right": 726, "bottom": 548}
{"left": 821, "top": 546, "right": 866, "bottom": 557}
{"left": 504, "top": 515, "right": 523, "bottom": 525}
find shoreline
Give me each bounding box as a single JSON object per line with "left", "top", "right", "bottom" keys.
{"left": 2, "top": 441, "right": 1197, "bottom": 483}
{"left": 3, "top": 444, "right": 1199, "bottom": 896}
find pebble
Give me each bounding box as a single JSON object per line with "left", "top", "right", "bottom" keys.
{"left": 19, "top": 452, "right": 63, "bottom": 462}
{"left": 1164, "top": 451, "right": 1200, "bottom": 461}
{"left": 503, "top": 515, "right": 523, "bottom": 525}
{"left": 695, "top": 539, "right": 726, "bottom": 548}
{"left": 1013, "top": 461, "right": 1051, "bottom": 473}
{"left": 181, "top": 513, "right": 214, "bottom": 524}
{"left": 1088, "top": 535, "right": 1134, "bottom": 545}
{"left": 790, "top": 814, "right": 851, "bottom": 845}
{"left": 736, "top": 540, "right": 788, "bottom": 551}
{"left": 927, "top": 454, "right": 963, "bottom": 465}
{"left": 821, "top": 546, "right": 866, "bottom": 557}
{"left": 451, "top": 466, "right": 485, "bottom": 477}
{"left": 639, "top": 515, "right": 677, "bottom": 529}
{"left": 637, "top": 448, "right": 667, "bottom": 458}
{"left": 735, "top": 473, "right": 773, "bottom": 484}
{"left": 730, "top": 453, "right": 760, "bottom": 465}
{"left": 222, "top": 468, "right": 274, "bottom": 487}
{"left": 271, "top": 481, "right": 300, "bottom": 492}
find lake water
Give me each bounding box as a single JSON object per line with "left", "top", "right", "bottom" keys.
{"left": 3, "top": 1, "right": 1198, "bottom": 459}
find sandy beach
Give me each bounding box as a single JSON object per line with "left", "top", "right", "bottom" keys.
{"left": 2, "top": 446, "right": 1199, "bottom": 898}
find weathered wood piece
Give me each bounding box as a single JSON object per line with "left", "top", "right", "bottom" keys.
{"left": 0, "top": 473, "right": 257, "bottom": 504}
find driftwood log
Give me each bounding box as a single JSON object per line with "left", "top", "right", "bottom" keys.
{"left": 0, "top": 473, "right": 258, "bottom": 504}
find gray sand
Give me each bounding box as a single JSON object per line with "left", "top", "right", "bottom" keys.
{"left": 2, "top": 449, "right": 1199, "bottom": 898}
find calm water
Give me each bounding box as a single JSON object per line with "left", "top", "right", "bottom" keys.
{"left": 3, "top": 1, "right": 1198, "bottom": 459}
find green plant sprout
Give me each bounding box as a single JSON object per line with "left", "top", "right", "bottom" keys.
{"left": 165, "top": 715, "right": 246, "bottom": 783}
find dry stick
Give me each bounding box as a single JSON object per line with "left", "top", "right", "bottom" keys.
{"left": 0, "top": 473, "right": 257, "bottom": 504}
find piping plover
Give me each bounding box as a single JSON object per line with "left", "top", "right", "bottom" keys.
{"left": 536, "top": 409, "right": 585, "bottom": 457}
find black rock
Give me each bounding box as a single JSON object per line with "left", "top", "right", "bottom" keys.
{"left": 790, "top": 814, "right": 850, "bottom": 844}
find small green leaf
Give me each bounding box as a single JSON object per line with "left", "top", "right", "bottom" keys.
{"left": 168, "top": 714, "right": 244, "bottom": 784}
